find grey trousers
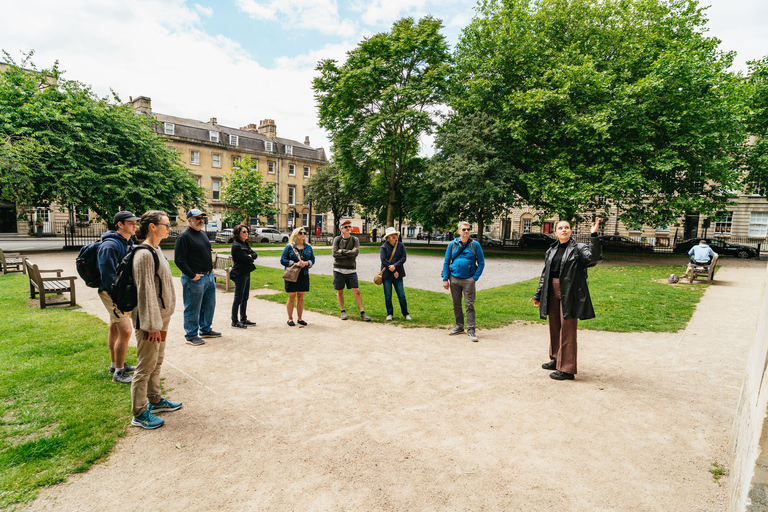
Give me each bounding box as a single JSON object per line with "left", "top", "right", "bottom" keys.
{"left": 450, "top": 276, "right": 476, "bottom": 330}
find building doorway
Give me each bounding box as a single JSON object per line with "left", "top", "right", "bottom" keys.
{"left": 0, "top": 204, "right": 16, "bottom": 233}
{"left": 684, "top": 215, "right": 699, "bottom": 240}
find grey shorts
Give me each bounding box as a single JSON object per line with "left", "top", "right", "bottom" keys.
{"left": 333, "top": 271, "right": 359, "bottom": 290}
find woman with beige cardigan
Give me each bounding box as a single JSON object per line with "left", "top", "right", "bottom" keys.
{"left": 130, "top": 210, "right": 180, "bottom": 430}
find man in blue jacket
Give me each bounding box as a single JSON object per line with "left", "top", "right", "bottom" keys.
{"left": 97, "top": 211, "right": 138, "bottom": 384}
{"left": 442, "top": 221, "right": 485, "bottom": 342}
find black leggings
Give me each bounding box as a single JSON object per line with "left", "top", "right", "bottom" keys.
{"left": 231, "top": 274, "right": 251, "bottom": 322}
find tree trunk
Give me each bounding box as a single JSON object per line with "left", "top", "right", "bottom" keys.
{"left": 477, "top": 208, "right": 484, "bottom": 247}
{"left": 387, "top": 156, "right": 396, "bottom": 227}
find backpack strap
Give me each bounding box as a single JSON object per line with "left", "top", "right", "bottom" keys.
{"left": 449, "top": 240, "right": 475, "bottom": 267}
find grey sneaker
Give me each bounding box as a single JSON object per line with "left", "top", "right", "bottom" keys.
{"left": 109, "top": 363, "right": 135, "bottom": 374}
{"left": 448, "top": 326, "right": 465, "bottom": 335}
{"left": 186, "top": 336, "right": 205, "bottom": 346}
{"left": 112, "top": 369, "right": 133, "bottom": 384}
{"left": 340, "top": 310, "right": 349, "bottom": 320}
{"left": 148, "top": 397, "right": 182, "bottom": 413}
{"left": 405, "top": 315, "right": 412, "bottom": 320}
{"left": 199, "top": 330, "right": 221, "bottom": 338}
{"left": 386, "top": 314, "right": 393, "bottom": 321}
{"left": 467, "top": 329, "right": 478, "bottom": 342}
{"left": 360, "top": 312, "right": 372, "bottom": 322}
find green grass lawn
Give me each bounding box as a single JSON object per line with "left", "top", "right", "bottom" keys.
{"left": 0, "top": 274, "right": 135, "bottom": 508}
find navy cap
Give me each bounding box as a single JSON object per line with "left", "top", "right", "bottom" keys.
{"left": 113, "top": 211, "right": 139, "bottom": 225}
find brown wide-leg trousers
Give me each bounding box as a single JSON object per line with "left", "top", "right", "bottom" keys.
{"left": 547, "top": 278, "right": 578, "bottom": 374}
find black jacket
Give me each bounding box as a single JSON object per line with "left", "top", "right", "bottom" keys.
{"left": 533, "top": 236, "right": 602, "bottom": 320}
{"left": 379, "top": 241, "right": 407, "bottom": 280}
{"left": 230, "top": 239, "right": 257, "bottom": 279}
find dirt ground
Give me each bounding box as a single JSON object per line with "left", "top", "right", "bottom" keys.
{"left": 16, "top": 251, "right": 768, "bottom": 512}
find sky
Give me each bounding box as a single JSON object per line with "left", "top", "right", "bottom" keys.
{"left": 1, "top": 0, "right": 766, "bottom": 155}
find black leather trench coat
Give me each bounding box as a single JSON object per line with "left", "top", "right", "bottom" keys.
{"left": 533, "top": 236, "right": 602, "bottom": 320}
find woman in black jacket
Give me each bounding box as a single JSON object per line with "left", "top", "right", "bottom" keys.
{"left": 380, "top": 227, "right": 410, "bottom": 321}
{"left": 230, "top": 224, "right": 257, "bottom": 329}
{"left": 531, "top": 218, "right": 602, "bottom": 380}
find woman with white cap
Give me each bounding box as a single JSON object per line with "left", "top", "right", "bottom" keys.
{"left": 379, "top": 227, "right": 411, "bottom": 321}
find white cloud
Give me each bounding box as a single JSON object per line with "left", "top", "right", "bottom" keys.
{"left": 236, "top": 0, "right": 357, "bottom": 37}
{"left": 194, "top": 3, "right": 213, "bottom": 17}
{"left": 0, "top": 0, "right": 333, "bottom": 151}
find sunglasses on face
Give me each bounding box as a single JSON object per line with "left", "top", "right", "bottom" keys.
{"left": 461, "top": 228, "right": 471, "bottom": 232}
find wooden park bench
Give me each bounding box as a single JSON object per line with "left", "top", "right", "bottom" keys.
{"left": 212, "top": 253, "right": 233, "bottom": 291}
{"left": 687, "top": 253, "right": 719, "bottom": 284}
{"left": 1, "top": 248, "right": 25, "bottom": 274}
{"left": 24, "top": 258, "right": 77, "bottom": 308}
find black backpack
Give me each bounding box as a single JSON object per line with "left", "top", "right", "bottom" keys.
{"left": 76, "top": 241, "right": 103, "bottom": 288}
{"left": 111, "top": 245, "right": 165, "bottom": 329}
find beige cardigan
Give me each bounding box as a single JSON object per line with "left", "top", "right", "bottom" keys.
{"left": 131, "top": 246, "right": 176, "bottom": 332}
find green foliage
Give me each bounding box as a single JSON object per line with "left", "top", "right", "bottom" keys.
{"left": 427, "top": 112, "right": 525, "bottom": 242}
{"left": 0, "top": 274, "right": 136, "bottom": 508}
{"left": 452, "top": 0, "right": 746, "bottom": 224}
{"left": 0, "top": 51, "right": 205, "bottom": 222}
{"left": 313, "top": 16, "right": 452, "bottom": 226}
{"left": 709, "top": 461, "right": 726, "bottom": 485}
{"left": 742, "top": 56, "right": 768, "bottom": 194}
{"left": 305, "top": 162, "right": 355, "bottom": 235}
{"left": 221, "top": 155, "right": 279, "bottom": 226}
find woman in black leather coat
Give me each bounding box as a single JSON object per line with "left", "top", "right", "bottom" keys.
{"left": 230, "top": 224, "right": 257, "bottom": 329}
{"left": 531, "top": 218, "right": 602, "bottom": 380}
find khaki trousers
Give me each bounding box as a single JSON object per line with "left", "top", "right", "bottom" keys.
{"left": 130, "top": 321, "right": 169, "bottom": 417}
{"left": 547, "top": 278, "right": 578, "bottom": 374}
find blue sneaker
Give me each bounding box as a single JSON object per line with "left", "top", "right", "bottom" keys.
{"left": 131, "top": 410, "right": 164, "bottom": 429}
{"left": 148, "top": 397, "right": 182, "bottom": 413}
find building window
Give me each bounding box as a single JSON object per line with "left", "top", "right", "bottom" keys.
{"left": 714, "top": 214, "right": 732, "bottom": 235}
{"left": 212, "top": 154, "right": 221, "bottom": 167}
{"left": 656, "top": 224, "right": 670, "bottom": 233}
{"left": 270, "top": 183, "right": 276, "bottom": 204}
{"left": 285, "top": 145, "right": 293, "bottom": 155}
{"left": 229, "top": 134, "right": 239, "bottom": 146}
{"left": 522, "top": 218, "right": 531, "bottom": 234}
{"left": 288, "top": 186, "right": 296, "bottom": 205}
{"left": 342, "top": 205, "right": 354, "bottom": 218}
{"left": 265, "top": 141, "right": 274, "bottom": 152}
{"left": 302, "top": 213, "right": 309, "bottom": 227}
{"left": 692, "top": 170, "right": 704, "bottom": 194}
{"left": 212, "top": 179, "right": 221, "bottom": 201}
{"left": 232, "top": 156, "right": 241, "bottom": 167}
{"left": 268, "top": 162, "right": 275, "bottom": 174}
{"left": 749, "top": 212, "right": 768, "bottom": 237}
{"left": 752, "top": 182, "right": 766, "bottom": 196}
{"left": 75, "top": 206, "right": 90, "bottom": 224}
{"left": 304, "top": 166, "right": 310, "bottom": 178}
{"left": 193, "top": 176, "right": 201, "bottom": 186}
{"left": 209, "top": 131, "right": 219, "bottom": 143}
{"left": 288, "top": 164, "right": 295, "bottom": 176}
{"left": 191, "top": 151, "right": 200, "bottom": 165}
{"left": 164, "top": 123, "right": 175, "bottom": 135}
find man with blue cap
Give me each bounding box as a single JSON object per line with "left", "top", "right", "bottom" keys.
{"left": 175, "top": 209, "right": 220, "bottom": 346}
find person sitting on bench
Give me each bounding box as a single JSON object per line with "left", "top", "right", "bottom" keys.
{"left": 684, "top": 240, "right": 716, "bottom": 277}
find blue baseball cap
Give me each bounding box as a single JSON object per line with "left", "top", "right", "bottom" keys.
{"left": 187, "top": 208, "right": 204, "bottom": 219}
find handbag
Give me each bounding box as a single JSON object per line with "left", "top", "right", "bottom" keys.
{"left": 374, "top": 243, "right": 398, "bottom": 285}
{"left": 282, "top": 244, "right": 303, "bottom": 283}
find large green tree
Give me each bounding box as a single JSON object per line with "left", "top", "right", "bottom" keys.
{"left": 742, "top": 56, "right": 768, "bottom": 195}
{"left": 305, "top": 162, "right": 355, "bottom": 236}
{"left": 0, "top": 53, "right": 204, "bottom": 222}
{"left": 428, "top": 111, "right": 524, "bottom": 243}
{"left": 313, "top": 16, "right": 451, "bottom": 227}
{"left": 452, "top": 0, "right": 746, "bottom": 226}
{"left": 220, "top": 156, "right": 279, "bottom": 226}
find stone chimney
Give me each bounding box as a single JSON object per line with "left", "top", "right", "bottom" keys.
{"left": 304, "top": 136, "right": 310, "bottom": 146}
{"left": 257, "top": 119, "right": 277, "bottom": 138}
{"left": 129, "top": 96, "right": 152, "bottom": 114}
{"left": 240, "top": 123, "right": 259, "bottom": 132}
{"left": 210, "top": 117, "right": 217, "bottom": 124}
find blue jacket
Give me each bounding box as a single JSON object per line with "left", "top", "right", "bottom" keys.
{"left": 380, "top": 241, "right": 407, "bottom": 280}
{"left": 97, "top": 230, "right": 133, "bottom": 293}
{"left": 280, "top": 243, "right": 315, "bottom": 276}
{"left": 442, "top": 238, "right": 485, "bottom": 281}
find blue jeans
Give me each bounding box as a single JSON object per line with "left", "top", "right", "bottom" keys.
{"left": 181, "top": 273, "right": 216, "bottom": 339}
{"left": 382, "top": 277, "right": 408, "bottom": 316}
{"left": 231, "top": 274, "right": 251, "bottom": 323}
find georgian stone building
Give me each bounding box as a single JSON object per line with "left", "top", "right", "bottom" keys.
{"left": 129, "top": 96, "right": 327, "bottom": 233}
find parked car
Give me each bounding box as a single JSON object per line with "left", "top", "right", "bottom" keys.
{"left": 518, "top": 233, "right": 556, "bottom": 249}
{"left": 215, "top": 229, "right": 233, "bottom": 243}
{"left": 599, "top": 235, "right": 654, "bottom": 253}
{"left": 673, "top": 238, "right": 757, "bottom": 259}
{"left": 251, "top": 227, "right": 290, "bottom": 244}
{"left": 470, "top": 233, "right": 502, "bottom": 246}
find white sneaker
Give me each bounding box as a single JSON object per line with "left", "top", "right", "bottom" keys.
{"left": 386, "top": 315, "right": 393, "bottom": 321}
{"left": 405, "top": 315, "right": 412, "bottom": 320}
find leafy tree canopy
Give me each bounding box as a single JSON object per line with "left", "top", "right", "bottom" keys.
{"left": 220, "top": 156, "right": 279, "bottom": 226}
{"left": 0, "top": 51, "right": 204, "bottom": 222}
{"left": 742, "top": 56, "right": 768, "bottom": 194}
{"left": 452, "top": 0, "right": 746, "bottom": 225}
{"left": 306, "top": 162, "right": 355, "bottom": 236}
{"left": 313, "top": 16, "right": 451, "bottom": 227}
